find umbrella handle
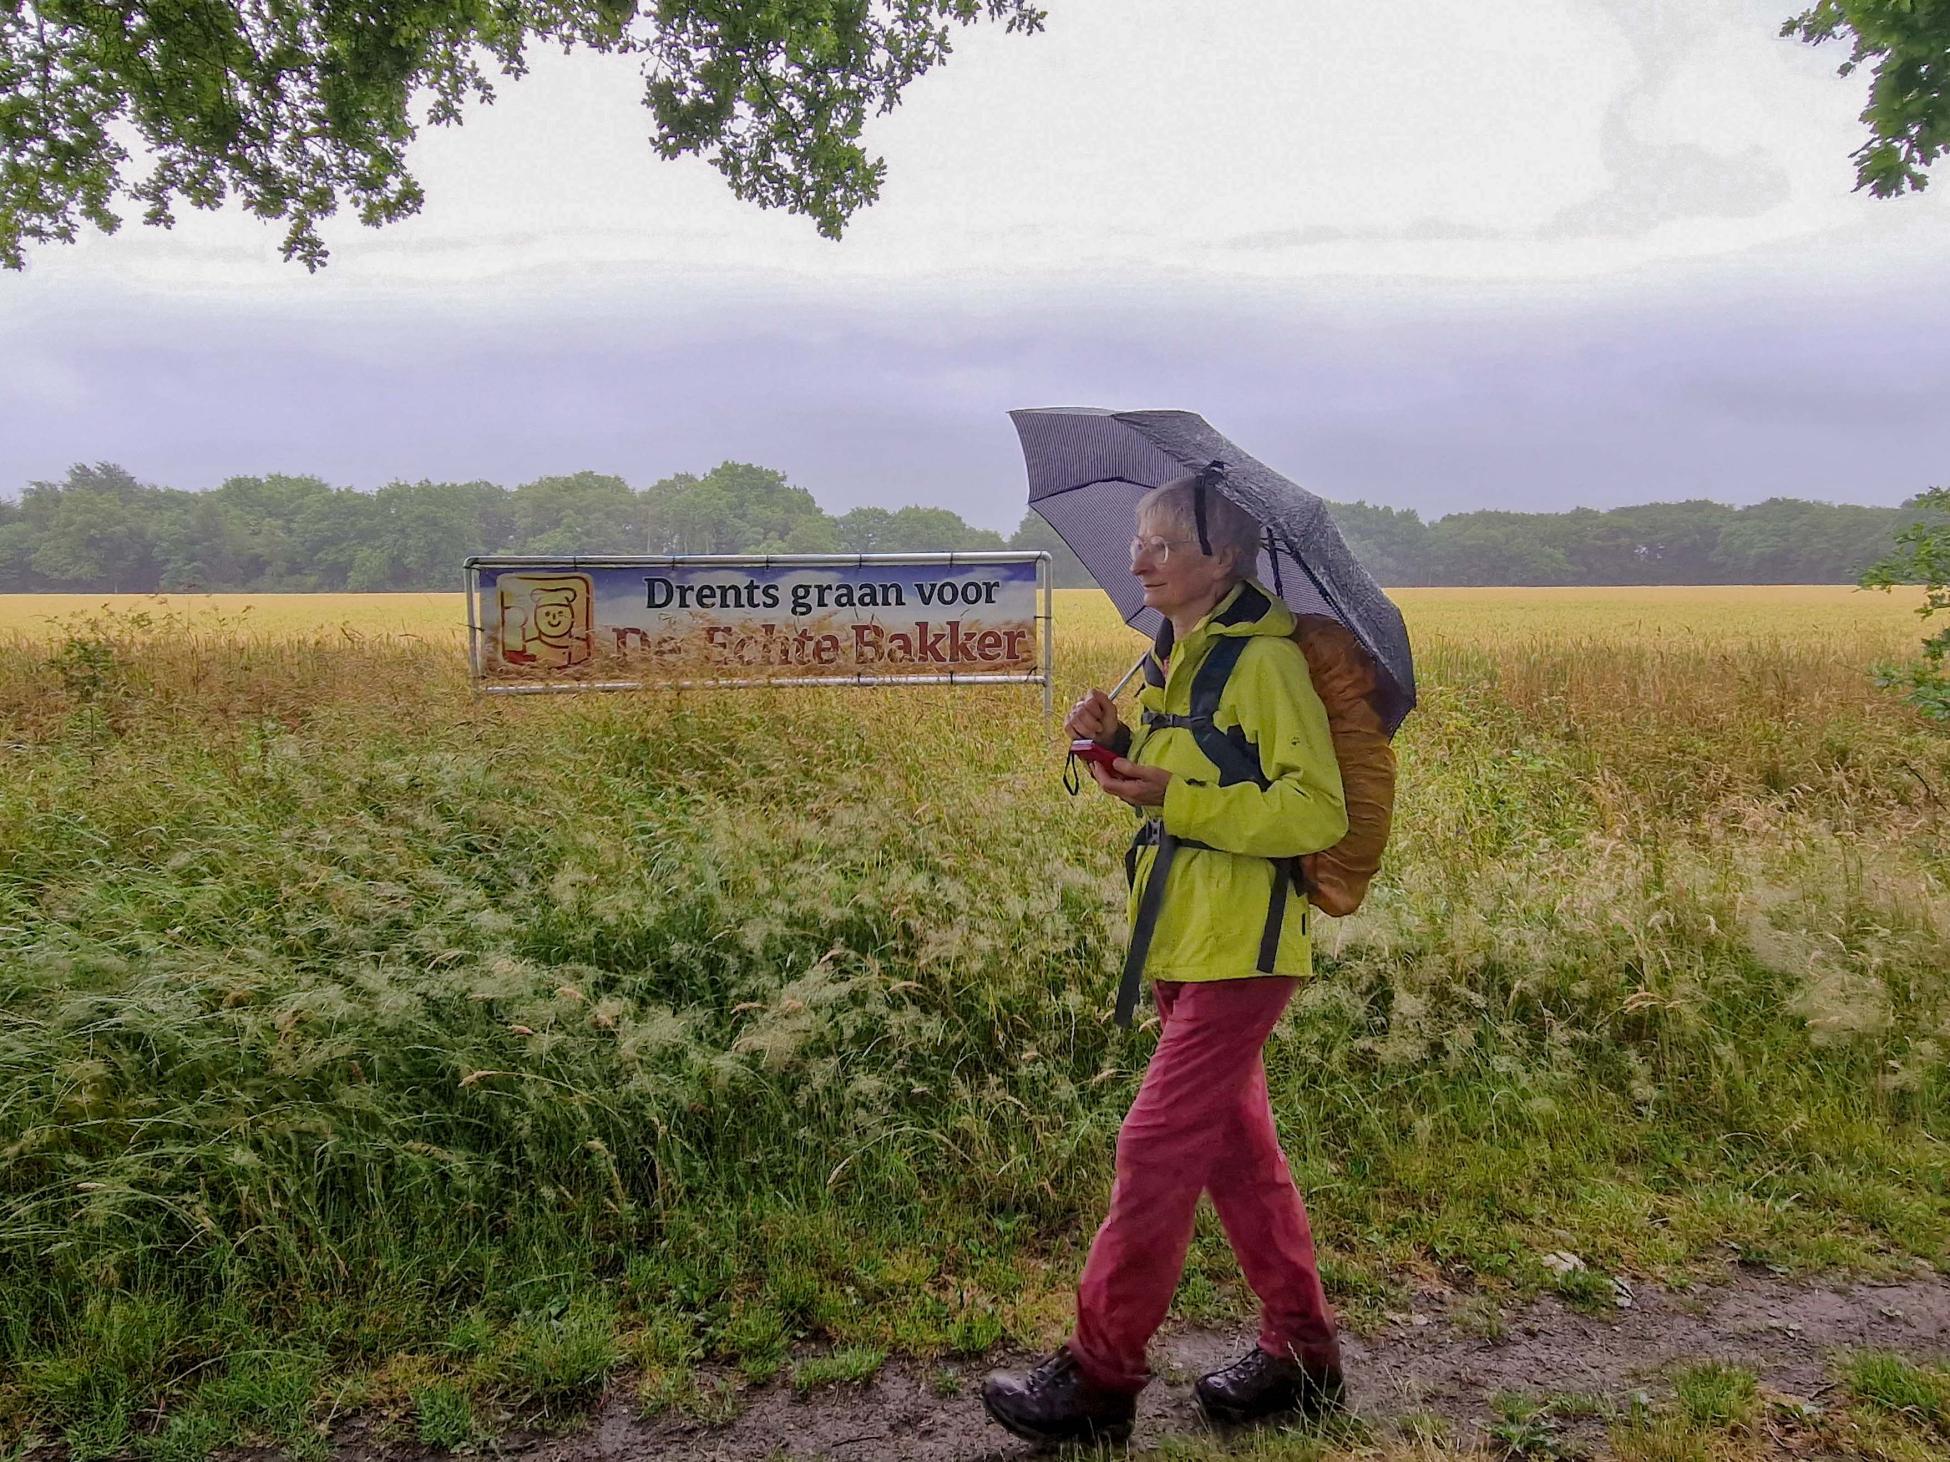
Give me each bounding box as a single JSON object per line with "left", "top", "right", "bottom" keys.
{"left": 1107, "top": 651, "right": 1148, "bottom": 701}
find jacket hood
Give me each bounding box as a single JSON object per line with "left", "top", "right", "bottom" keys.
{"left": 1150, "top": 579, "right": 1295, "bottom": 664}
{"left": 1202, "top": 579, "right": 1296, "bottom": 639}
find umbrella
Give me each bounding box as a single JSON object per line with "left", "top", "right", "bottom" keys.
{"left": 1011, "top": 406, "right": 1416, "bottom": 735}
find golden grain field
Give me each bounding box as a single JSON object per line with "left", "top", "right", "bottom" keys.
{"left": 0, "top": 583, "right": 1929, "bottom": 657}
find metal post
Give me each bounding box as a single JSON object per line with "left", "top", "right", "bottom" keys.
{"left": 463, "top": 558, "right": 483, "bottom": 688}
{"left": 1038, "top": 551, "right": 1054, "bottom": 725}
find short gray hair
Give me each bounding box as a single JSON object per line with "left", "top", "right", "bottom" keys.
{"left": 1137, "top": 474, "right": 1263, "bottom": 571}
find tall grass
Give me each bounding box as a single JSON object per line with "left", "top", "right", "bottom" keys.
{"left": 0, "top": 591, "right": 1945, "bottom": 1454}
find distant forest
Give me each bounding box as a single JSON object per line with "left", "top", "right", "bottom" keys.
{"left": 0, "top": 461, "right": 1934, "bottom": 593}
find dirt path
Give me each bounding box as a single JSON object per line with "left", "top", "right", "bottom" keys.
{"left": 385, "top": 1270, "right": 1950, "bottom": 1460}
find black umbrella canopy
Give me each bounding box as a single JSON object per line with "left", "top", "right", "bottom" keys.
{"left": 1011, "top": 406, "right": 1417, "bottom": 735}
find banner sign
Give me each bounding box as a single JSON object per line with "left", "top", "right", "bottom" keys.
{"left": 464, "top": 553, "right": 1052, "bottom": 710}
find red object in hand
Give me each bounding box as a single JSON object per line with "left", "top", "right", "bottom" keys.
{"left": 1070, "top": 738, "right": 1124, "bottom": 769}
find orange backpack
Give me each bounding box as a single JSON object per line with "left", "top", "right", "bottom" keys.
{"left": 1290, "top": 615, "right": 1396, "bottom": 916}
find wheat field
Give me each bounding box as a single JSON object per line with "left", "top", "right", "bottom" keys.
{"left": 0, "top": 583, "right": 1929, "bottom": 650}
{"left": 1, "top": 584, "right": 1945, "bottom": 1457}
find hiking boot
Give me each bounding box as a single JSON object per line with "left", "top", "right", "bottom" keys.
{"left": 1193, "top": 1345, "right": 1346, "bottom": 1426}
{"left": 980, "top": 1346, "right": 1137, "bottom": 1446}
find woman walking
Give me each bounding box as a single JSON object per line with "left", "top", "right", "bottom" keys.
{"left": 982, "top": 474, "right": 1350, "bottom": 1446}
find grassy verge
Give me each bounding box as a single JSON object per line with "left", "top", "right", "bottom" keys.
{"left": 0, "top": 601, "right": 1945, "bottom": 1456}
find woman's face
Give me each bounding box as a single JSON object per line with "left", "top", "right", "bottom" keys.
{"left": 1131, "top": 510, "right": 1236, "bottom": 622}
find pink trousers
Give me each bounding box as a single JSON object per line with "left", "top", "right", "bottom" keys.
{"left": 1068, "top": 976, "right": 1338, "bottom": 1394}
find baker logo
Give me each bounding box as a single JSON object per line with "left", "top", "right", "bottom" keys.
{"left": 496, "top": 573, "right": 594, "bottom": 669}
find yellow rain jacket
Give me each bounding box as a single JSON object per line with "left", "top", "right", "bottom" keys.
{"left": 1119, "top": 579, "right": 1348, "bottom": 992}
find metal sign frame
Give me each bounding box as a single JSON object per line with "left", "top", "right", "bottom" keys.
{"left": 464, "top": 551, "right": 1055, "bottom": 718}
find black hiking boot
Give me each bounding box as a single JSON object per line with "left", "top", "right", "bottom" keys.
{"left": 980, "top": 1346, "right": 1137, "bottom": 1446}
{"left": 1193, "top": 1345, "right": 1346, "bottom": 1427}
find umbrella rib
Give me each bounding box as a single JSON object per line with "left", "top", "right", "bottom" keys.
{"left": 1032, "top": 474, "right": 1157, "bottom": 499}
{"left": 1277, "top": 531, "right": 1349, "bottom": 631}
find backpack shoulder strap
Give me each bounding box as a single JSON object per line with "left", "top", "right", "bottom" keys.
{"left": 1139, "top": 634, "right": 1267, "bottom": 789}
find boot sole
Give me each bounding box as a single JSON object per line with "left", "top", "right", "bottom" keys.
{"left": 1193, "top": 1391, "right": 1287, "bottom": 1428}
{"left": 980, "top": 1390, "right": 1134, "bottom": 1447}
{"left": 1193, "top": 1386, "right": 1344, "bottom": 1429}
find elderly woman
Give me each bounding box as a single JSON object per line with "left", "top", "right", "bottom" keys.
{"left": 982, "top": 475, "right": 1350, "bottom": 1446}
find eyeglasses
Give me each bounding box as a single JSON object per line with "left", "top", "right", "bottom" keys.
{"left": 1129, "top": 534, "right": 1193, "bottom": 565}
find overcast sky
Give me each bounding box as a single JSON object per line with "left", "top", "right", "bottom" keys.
{"left": 2, "top": 0, "right": 1946, "bottom": 531}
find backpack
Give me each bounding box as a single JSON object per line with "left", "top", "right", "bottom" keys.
{"left": 1289, "top": 614, "right": 1396, "bottom": 916}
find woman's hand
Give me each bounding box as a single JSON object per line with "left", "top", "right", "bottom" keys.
{"left": 1064, "top": 688, "right": 1122, "bottom": 743}
{"left": 1090, "top": 757, "right": 1170, "bottom": 808}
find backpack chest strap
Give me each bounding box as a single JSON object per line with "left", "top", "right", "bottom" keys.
{"left": 1140, "top": 709, "right": 1199, "bottom": 730}
{"left": 1139, "top": 636, "right": 1269, "bottom": 791}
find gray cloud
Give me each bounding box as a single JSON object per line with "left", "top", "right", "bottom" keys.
{"left": 1540, "top": 0, "right": 1795, "bottom": 238}
{"left": 1540, "top": 115, "right": 1790, "bottom": 239}
{"left": 4, "top": 267, "right": 1945, "bottom": 531}
{"left": 1220, "top": 218, "right": 1514, "bottom": 252}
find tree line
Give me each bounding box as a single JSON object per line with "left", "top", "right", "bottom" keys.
{"left": 0, "top": 461, "right": 1934, "bottom": 593}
